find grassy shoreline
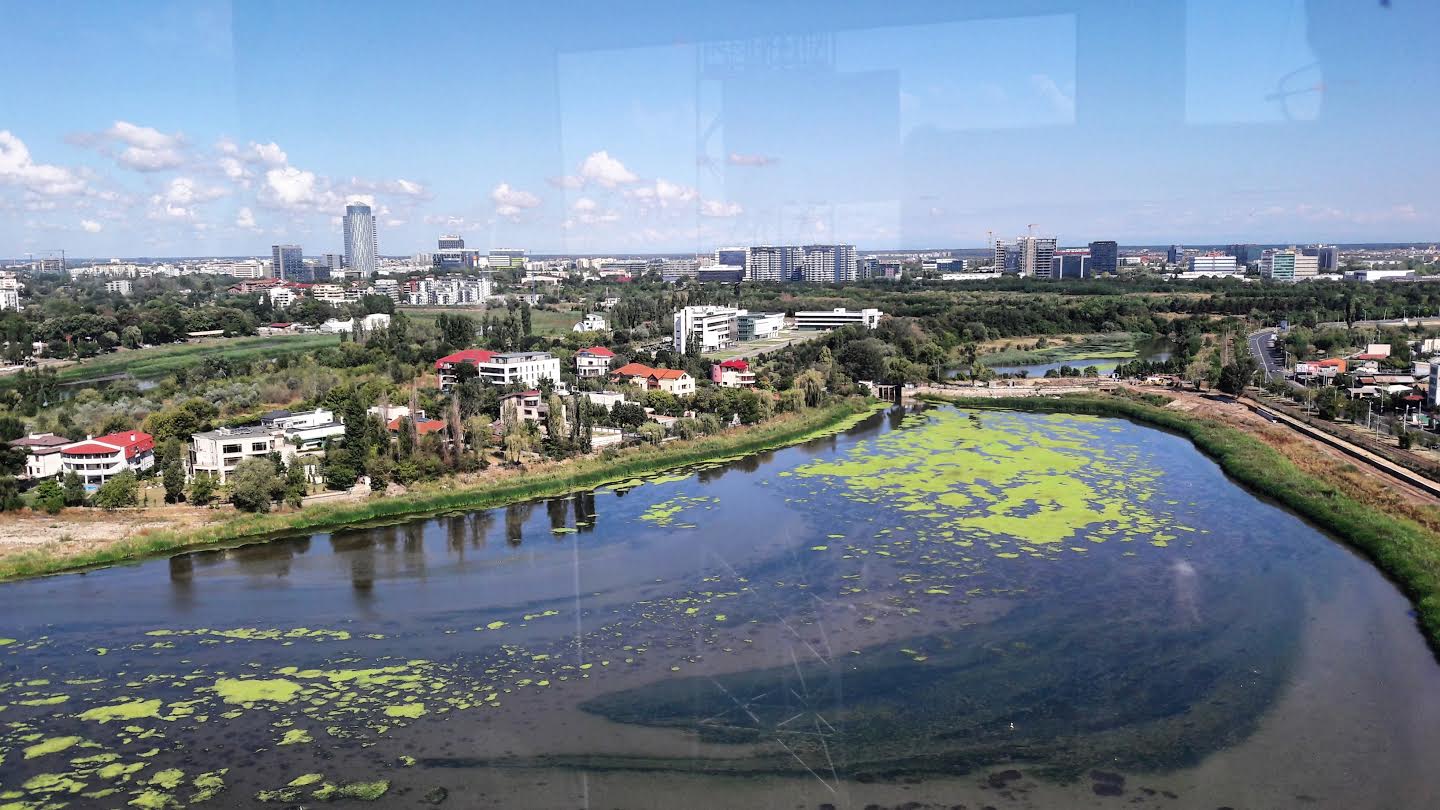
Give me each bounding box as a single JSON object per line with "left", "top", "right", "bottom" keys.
{"left": 0, "top": 399, "right": 886, "bottom": 582}
{"left": 923, "top": 392, "right": 1440, "bottom": 651}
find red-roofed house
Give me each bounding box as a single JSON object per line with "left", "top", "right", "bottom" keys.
{"left": 576, "top": 346, "right": 614, "bottom": 378}
{"left": 611, "top": 362, "right": 655, "bottom": 386}
{"left": 60, "top": 430, "right": 155, "bottom": 488}
{"left": 611, "top": 362, "right": 695, "bottom": 395}
{"left": 434, "top": 349, "right": 496, "bottom": 390}
{"left": 711, "top": 359, "right": 756, "bottom": 388}
{"left": 387, "top": 416, "right": 448, "bottom": 436}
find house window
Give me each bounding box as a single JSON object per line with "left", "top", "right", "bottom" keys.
{"left": 222, "top": 444, "right": 241, "bottom": 454}
{"left": 251, "top": 442, "right": 269, "bottom": 452}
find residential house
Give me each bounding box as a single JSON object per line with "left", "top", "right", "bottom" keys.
{"left": 387, "top": 415, "right": 447, "bottom": 436}
{"left": 583, "top": 391, "right": 627, "bottom": 409}
{"left": 60, "top": 430, "right": 156, "bottom": 488}
{"left": 434, "top": 349, "right": 562, "bottom": 391}
{"left": 575, "top": 346, "right": 614, "bottom": 378}
{"left": 13, "top": 433, "right": 71, "bottom": 481}
{"left": 711, "top": 359, "right": 756, "bottom": 388}
{"left": 572, "top": 313, "right": 608, "bottom": 333}
{"left": 187, "top": 425, "right": 284, "bottom": 483}
{"left": 501, "top": 390, "right": 547, "bottom": 422}
{"left": 611, "top": 362, "right": 696, "bottom": 396}
{"left": 263, "top": 408, "right": 347, "bottom": 450}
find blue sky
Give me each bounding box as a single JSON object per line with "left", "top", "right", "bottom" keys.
{"left": 1, "top": 0, "right": 1436, "bottom": 258}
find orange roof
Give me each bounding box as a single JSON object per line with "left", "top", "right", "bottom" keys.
{"left": 650, "top": 368, "right": 688, "bottom": 380}
{"left": 579, "top": 346, "right": 614, "bottom": 357}
{"left": 435, "top": 349, "right": 495, "bottom": 369}
{"left": 611, "top": 362, "right": 654, "bottom": 377}
{"left": 387, "top": 416, "right": 447, "bottom": 435}
{"left": 63, "top": 430, "right": 154, "bottom": 459}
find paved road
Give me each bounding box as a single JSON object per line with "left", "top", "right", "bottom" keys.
{"left": 1247, "top": 328, "right": 1287, "bottom": 381}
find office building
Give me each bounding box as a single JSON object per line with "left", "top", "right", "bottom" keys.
{"left": 1189, "top": 253, "right": 1240, "bottom": 276}
{"left": 104, "top": 279, "right": 133, "bottom": 296}
{"left": 1088, "top": 241, "right": 1119, "bottom": 275}
{"left": 994, "top": 236, "right": 1054, "bottom": 276}
{"left": 1045, "top": 249, "right": 1089, "bottom": 280}
{"left": 737, "top": 311, "right": 785, "bottom": 341}
{"left": 488, "top": 249, "right": 526, "bottom": 270}
{"left": 1261, "top": 249, "right": 1319, "bottom": 282}
{"left": 715, "top": 248, "right": 747, "bottom": 269}
{"left": 1227, "top": 244, "right": 1261, "bottom": 266}
{"left": 673, "top": 305, "right": 739, "bottom": 353}
{"left": 403, "top": 275, "right": 493, "bottom": 306}
{"left": 321, "top": 253, "right": 346, "bottom": 273}
{"left": 342, "top": 204, "right": 377, "bottom": 278}
{"left": 271, "top": 244, "right": 303, "bottom": 281}
{"left": 0, "top": 274, "right": 21, "bottom": 311}
{"left": 439, "top": 235, "right": 464, "bottom": 250}
{"left": 1303, "top": 245, "right": 1341, "bottom": 271}
{"left": 794, "top": 308, "right": 883, "bottom": 330}
{"left": 1167, "top": 245, "right": 1184, "bottom": 264}
{"left": 801, "top": 244, "right": 858, "bottom": 283}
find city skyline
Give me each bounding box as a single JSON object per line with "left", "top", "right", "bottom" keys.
{"left": 2, "top": 0, "right": 1437, "bottom": 257}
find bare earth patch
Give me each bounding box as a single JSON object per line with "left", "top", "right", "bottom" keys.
{"left": 0, "top": 506, "right": 222, "bottom": 568}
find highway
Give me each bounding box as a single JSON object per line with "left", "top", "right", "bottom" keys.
{"left": 1315, "top": 316, "right": 1440, "bottom": 331}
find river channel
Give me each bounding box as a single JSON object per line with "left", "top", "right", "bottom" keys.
{"left": 2, "top": 405, "right": 1438, "bottom": 809}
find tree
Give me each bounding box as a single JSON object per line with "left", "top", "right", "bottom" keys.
{"left": 322, "top": 448, "right": 360, "bottom": 490}
{"left": 1217, "top": 356, "right": 1257, "bottom": 396}
{"left": 188, "top": 472, "right": 217, "bottom": 506}
{"left": 34, "top": 480, "right": 65, "bottom": 514}
{"left": 63, "top": 471, "right": 87, "bottom": 506}
{"left": 610, "top": 402, "right": 647, "bottom": 430}
{"left": 92, "top": 471, "right": 139, "bottom": 510}
{"left": 163, "top": 459, "right": 186, "bottom": 503}
{"left": 229, "top": 457, "right": 280, "bottom": 512}
{"left": 793, "top": 368, "right": 827, "bottom": 407}
{"left": 637, "top": 422, "right": 665, "bottom": 445}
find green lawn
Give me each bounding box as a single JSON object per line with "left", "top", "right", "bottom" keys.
{"left": 703, "top": 329, "right": 824, "bottom": 362}
{"left": 56, "top": 333, "right": 342, "bottom": 383}
{"left": 400, "top": 306, "right": 580, "bottom": 337}
{"left": 979, "top": 333, "right": 1141, "bottom": 367}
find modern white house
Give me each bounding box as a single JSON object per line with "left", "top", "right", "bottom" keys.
{"left": 793, "top": 307, "right": 884, "bottom": 331}
{"left": 60, "top": 431, "right": 156, "bottom": 488}
{"left": 262, "top": 408, "right": 346, "bottom": 451}
{"left": 187, "top": 425, "right": 285, "bottom": 483}
{"left": 575, "top": 346, "right": 614, "bottom": 378}
{"left": 572, "top": 313, "right": 608, "bottom": 333}
{"left": 434, "top": 349, "right": 562, "bottom": 391}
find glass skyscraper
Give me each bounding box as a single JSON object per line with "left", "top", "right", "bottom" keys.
{"left": 343, "top": 204, "right": 377, "bottom": 278}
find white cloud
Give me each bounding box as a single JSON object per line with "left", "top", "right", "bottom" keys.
{"left": 548, "top": 175, "right": 585, "bottom": 190}
{"left": 245, "top": 141, "right": 288, "bottom": 166}
{"left": 0, "top": 130, "right": 88, "bottom": 196}
{"left": 579, "top": 151, "right": 638, "bottom": 187}
{"left": 491, "top": 182, "right": 541, "bottom": 219}
{"left": 262, "top": 166, "right": 323, "bottom": 209}
{"left": 654, "top": 178, "right": 698, "bottom": 205}
{"left": 572, "top": 197, "right": 598, "bottom": 212}
{"left": 156, "top": 176, "right": 226, "bottom": 206}
{"left": 1030, "top": 74, "right": 1075, "bottom": 119}
{"left": 106, "top": 121, "right": 187, "bottom": 171}
{"left": 80, "top": 219, "right": 102, "bottom": 233}
{"left": 727, "top": 152, "right": 778, "bottom": 167}
{"left": 235, "top": 206, "right": 257, "bottom": 229}
{"left": 700, "top": 199, "right": 744, "bottom": 218}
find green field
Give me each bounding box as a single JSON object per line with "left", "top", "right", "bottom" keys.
{"left": 703, "top": 329, "right": 824, "bottom": 361}
{"left": 55, "top": 333, "right": 342, "bottom": 384}
{"left": 400, "top": 306, "right": 580, "bottom": 337}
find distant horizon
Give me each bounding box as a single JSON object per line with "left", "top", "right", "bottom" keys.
{"left": 5, "top": 240, "right": 1437, "bottom": 267}
{"left": 2, "top": 1, "right": 1436, "bottom": 255}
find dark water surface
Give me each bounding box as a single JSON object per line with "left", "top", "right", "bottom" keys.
{"left": 2, "top": 405, "right": 1439, "bottom": 809}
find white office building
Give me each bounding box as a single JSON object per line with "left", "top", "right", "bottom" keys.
{"left": 673, "top": 306, "right": 739, "bottom": 353}
{"left": 737, "top": 311, "right": 785, "bottom": 341}
{"left": 794, "top": 308, "right": 884, "bottom": 331}
{"left": 1187, "top": 254, "right": 1240, "bottom": 277}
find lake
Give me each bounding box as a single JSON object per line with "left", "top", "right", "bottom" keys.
{"left": 978, "top": 340, "right": 1174, "bottom": 378}
{"left": 2, "top": 405, "right": 1439, "bottom": 809}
